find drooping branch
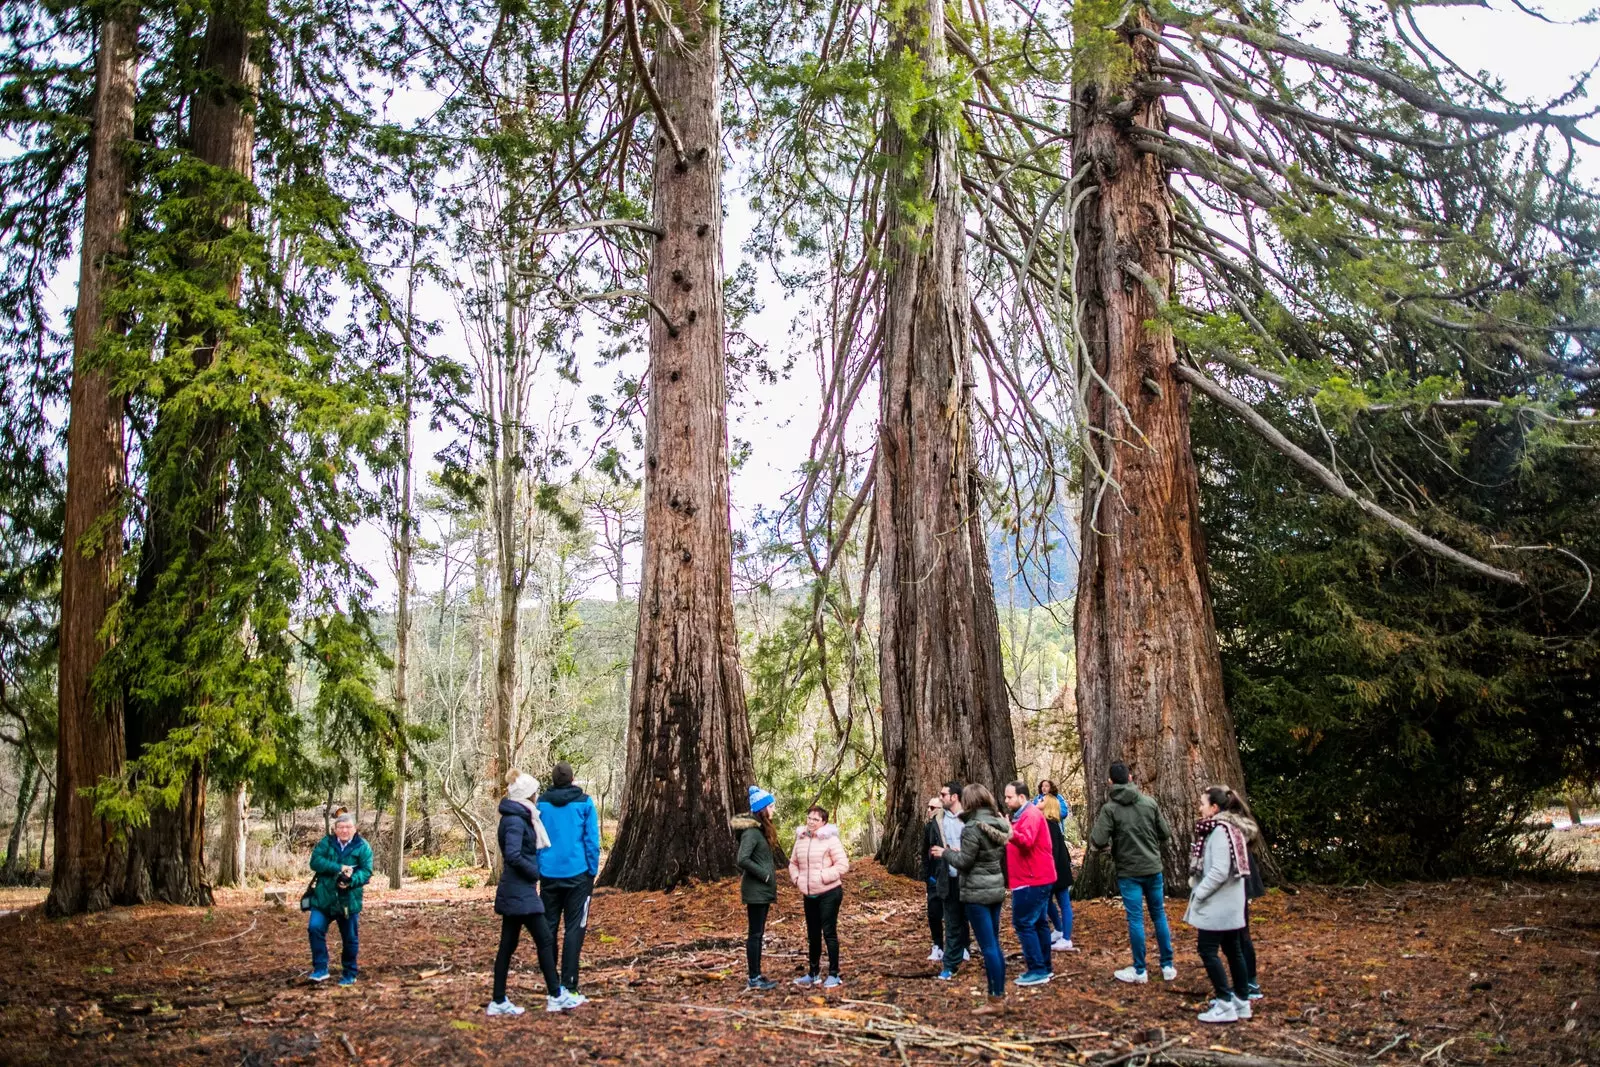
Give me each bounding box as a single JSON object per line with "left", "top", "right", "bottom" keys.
{"left": 1173, "top": 362, "right": 1524, "bottom": 585}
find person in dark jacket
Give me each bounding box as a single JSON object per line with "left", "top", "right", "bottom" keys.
{"left": 306, "top": 809, "right": 373, "bottom": 986}
{"left": 733, "top": 785, "right": 781, "bottom": 990}
{"left": 488, "top": 772, "right": 581, "bottom": 1016}
{"left": 1089, "top": 762, "right": 1176, "bottom": 984}
{"left": 537, "top": 761, "right": 601, "bottom": 996}
{"left": 922, "top": 796, "right": 945, "bottom": 962}
{"left": 932, "top": 784, "right": 1013, "bottom": 1016}
{"left": 1044, "top": 804, "right": 1076, "bottom": 952}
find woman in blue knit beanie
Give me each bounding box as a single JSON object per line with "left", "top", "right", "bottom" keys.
{"left": 732, "top": 786, "right": 781, "bottom": 989}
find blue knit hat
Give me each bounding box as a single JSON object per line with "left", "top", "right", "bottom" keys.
{"left": 748, "top": 785, "right": 775, "bottom": 814}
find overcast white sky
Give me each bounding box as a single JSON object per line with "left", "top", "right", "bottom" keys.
{"left": 333, "top": 0, "right": 1600, "bottom": 605}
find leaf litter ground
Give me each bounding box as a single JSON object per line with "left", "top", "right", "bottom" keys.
{"left": 0, "top": 862, "right": 1595, "bottom": 1065}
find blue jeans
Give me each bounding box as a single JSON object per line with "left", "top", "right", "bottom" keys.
{"left": 1117, "top": 874, "right": 1173, "bottom": 973}
{"left": 1048, "top": 887, "right": 1074, "bottom": 940}
{"left": 1010, "top": 884, "right": 1054, "bottom": 976}
{"left": 965, "top": 901, "right": 1005, "bottom": 995}
{"left": 309, "top": 908, "right": 359, "bottom": 976}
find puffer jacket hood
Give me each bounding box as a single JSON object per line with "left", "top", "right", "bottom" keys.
{"left": 730, "top": 815, "right": 761, "bottom": 832}
{"left": 946, "top": 807, "right": 1011, "bottom": 905}
{"left": 540, "top": 784, "right": 587, "bottom": 808}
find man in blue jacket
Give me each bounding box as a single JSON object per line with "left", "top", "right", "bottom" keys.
{"left": 538, "top": 761, "right": 602, "bottom": 995}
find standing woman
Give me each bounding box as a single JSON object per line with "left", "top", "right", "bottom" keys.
{"left": 1220, "top": 792, "right": 1265, "bottom": 999}
{"left": 922, "top": 796, "right": 946, "bottom": 962}
{"left": 932, "top": 784, "right": 1012, "bottom": 1016}
{"left": 1036, "top": 780, "right": 1076, "bottom": 951}
{"left": 487, "top": 772, "right": 582, "bottom": 1016}
{"left": 788, "top": 804, "right": 849, "bottom": 988}
{"left": 1185, "top": 785, "right": 1253, "bottom": 1024}
{"left": 306, "top": 809, "right": 373, "bottom": 986}
{"left": 733, "top": 786, "right": 782, "bottom": 990}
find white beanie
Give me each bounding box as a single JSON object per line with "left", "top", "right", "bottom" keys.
{"left": 505, "top": 774, "right": 551, "bottom": 849}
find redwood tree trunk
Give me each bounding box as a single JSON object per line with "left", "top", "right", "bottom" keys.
{"left": 598, "top": 0, "right": 755, "bottom": 889}
{"left": 1071, "top": 12, "right": 1248, "bottom": 895}
{"left": 872, "top": 0, "right": 1015, "bottom": 877}
{"left": 121, "top": 7, "right": 259, "bottom": 906}
{"left": 216, "top": 781, "right": 248, "bottom": 887}
{"left": 47, "top": 7, "right": 138, "bottom": 918}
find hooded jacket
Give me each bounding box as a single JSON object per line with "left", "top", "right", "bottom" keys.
{"left": 308, "top": 833, "right": 373, "bottom": 917}
{"left": 788, "top": 824, "right": 848, "bottom": 896}
{"left": 1217, "top": 810, "right": 1266, "bottom": 900}
{"left": 731, "top": 816, "right": 778, "bottom": 905}
{"left": 495, "top": 797, "right": 547, "bottom": 916}
{"left": 945, "top": 807, "right": 1012, "bottom": 905}
{"left": 1088, "top": 783, "right": 1173, "bottom": 879}
{"left": 536, "top": 783, "right": 601, "bottom": 881}
{"left": 1005, "top": 801, "right": 1057, "bottom": 889}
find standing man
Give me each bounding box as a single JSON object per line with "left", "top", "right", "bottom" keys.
{"left": 935, "top": 781, "right": 970, "bottom": 980}
{"left": 1002, "top": 781, "right": 1056, "bottom": 986}
{"left": 1089, "top": 761, "right": 1177, "bottom": 984}
{"left": 538, "top": 761, "right": 601, "bottom": 997}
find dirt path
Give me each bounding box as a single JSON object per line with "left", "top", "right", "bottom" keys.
{"left": 0, "top": 863, "right": 1595, "bottom": 1065}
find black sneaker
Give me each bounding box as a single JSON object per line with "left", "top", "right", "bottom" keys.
{"left": 747, "top": 975, "right": 777, "bottom": 990}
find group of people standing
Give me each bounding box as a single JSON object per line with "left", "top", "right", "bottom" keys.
{"left": 299, "top": 760, "right": 1263, "bottom": 1026}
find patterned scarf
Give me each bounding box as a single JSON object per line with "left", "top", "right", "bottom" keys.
{"left": 1189, "top": 817, "right": 1251, "bottom": 880}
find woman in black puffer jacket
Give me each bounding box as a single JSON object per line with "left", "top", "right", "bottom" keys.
{"left": 487, "top": 772, "right": 575, "bottom": 1017}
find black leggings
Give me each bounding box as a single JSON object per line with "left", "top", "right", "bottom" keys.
{"left": 1197, "top": 928, "right": 1249, "bottom": 1001}
{"left": 1239, "top": 899, "right": 1257, "bottom": 983}
{"left": 926, "top": 882, "right": 944, "bottom": 946}
{"left": 746, "top": 903, "right": 770, "bottom": 978}
{"left": 492, "top": 912, "right": 560, "bottom": 1003}
{"left": 803, "top": 886, "right": 842, "bottom": 978}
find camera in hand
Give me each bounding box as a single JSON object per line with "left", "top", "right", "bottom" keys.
{"left": 336, "top": 875, "right": 352, "bottom": 890}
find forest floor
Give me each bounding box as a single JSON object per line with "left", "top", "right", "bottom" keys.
{"left": 0, "top": 862, "right": 1595, "bottom": 1067}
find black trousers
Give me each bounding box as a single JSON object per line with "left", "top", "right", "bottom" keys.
{"left": 540, "top": 875, "right": 593, "bottom": 992}
{"left": 1239, "top": 899, "right": 1258, "bottom": 983}
{"left": 746, "top": 903, "right": 770, "bottom": 978}
{"left": 941, "top": 873, "right": 969, "bottom": 963}
{"left": 926, "top": 881, "right": 944, "bottom": 946}
{"left": 1197, "top": 928, "right": 1250, "bottom": 1001}
{"left": 492, "top": 912, "right": 560, "bottom": 1002}
{"left": 803, "top": 886, "right": 843, "bottom": 977}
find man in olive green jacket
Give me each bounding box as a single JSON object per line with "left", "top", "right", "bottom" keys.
{"left": 1088, "top": 763, "right": 1176, "bottom": 984}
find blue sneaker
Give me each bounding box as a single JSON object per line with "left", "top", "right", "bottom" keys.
{"left": 338, "top": 974, "right": 357, "bottom": 987}
{"left": 308, "top": 969, "right": 330, "bottom": 983}
{"left": 936, "top": 969, "right": 956, "bottom": 981}
{"left": 1015, "top": 971, "right": 1052, "bottom": 987}
{"left": 793, "top": 975, "right": 817, "bottom": 988}
{"left": 822, "top": 976, "right": 843, "bottom": 989}
{"left": 747, "top": 976, "right": 777, "bottom": 991}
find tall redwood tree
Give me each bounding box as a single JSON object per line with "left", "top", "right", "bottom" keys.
{"left": 598, "top": 0, "right": 755, "bottom": 890}
{"left": 48, "top": 4, "right": 139, "bottom": 918}
{"left": 872, "top": 0, "right": 1015, "bottom": 877}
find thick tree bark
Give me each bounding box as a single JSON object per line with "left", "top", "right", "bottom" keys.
{"left": 121, "top": 5, "right": 259, "bottom": 906}
{"left": 215, "top": 781, "right": 247, "bottom": 887}
{"left": 48, "top": 7, "right": 137, "bottom": 918}
{"left": 872, "top": 0, "right": 1016, "bottom": 877}
{"left": 1070, "top": 11, "right": 1249, "bottom": 895}
{"left": 598, "top": 0, "right": 755, "bottom": 890}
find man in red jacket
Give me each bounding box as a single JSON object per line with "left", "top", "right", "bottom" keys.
{"left": 1004, "top": 781, "right": 1057, "bottom": 986}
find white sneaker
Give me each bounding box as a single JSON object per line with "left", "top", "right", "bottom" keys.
{"left": 928, "top": 945, "right": 944, "bottom": 962}
{"left": 1052, "top": 938, "right": 1077, "bottom": 952}
{"left": 1114, "top": 966, "right": 1148, "bottom": 984}
{"left": 1161, "top": 964, "right": 1178, "bottom": 981}
{"left": 1231, "top": 995, "right": 1252, "bottom": 1019}
{"left": 962, "top": 949, "right": 971, "bottom": 961}
{"left": 486, "top": 999, "right": 525, "bottom": 1016}
{"left": 558, "top": 990, "right": 588, "bottom": 1009}
{"left": 1198, "top": 998, "right": 1239, "bottom": 1023}
{"left": 546, "top": 995, "right": 569, "bottom": 1013}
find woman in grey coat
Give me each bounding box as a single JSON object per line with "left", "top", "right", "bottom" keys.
{"left": 1184, "top": 785, "right": 1253, "bottom": 1024}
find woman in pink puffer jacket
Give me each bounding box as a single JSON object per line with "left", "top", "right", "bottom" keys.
{"left": 788, "top": 806, "right": 850, "bottom": 987}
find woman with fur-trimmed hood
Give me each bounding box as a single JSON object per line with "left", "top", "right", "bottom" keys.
{"left": 931, "top": 784, "right": 1014, "bottom": 1015}
{"left": 788, "top": 805, "right": 850, "bottom": 988}
{"left": 733, "top": 786, "right": 782, "bottom": 990}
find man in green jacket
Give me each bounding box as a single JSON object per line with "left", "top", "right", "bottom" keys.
{"left": 1088, "top": 762, "right": 1176, "bottom": 984}
{"left": 307, "top": 810, "right": 374, "bottom": 985}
